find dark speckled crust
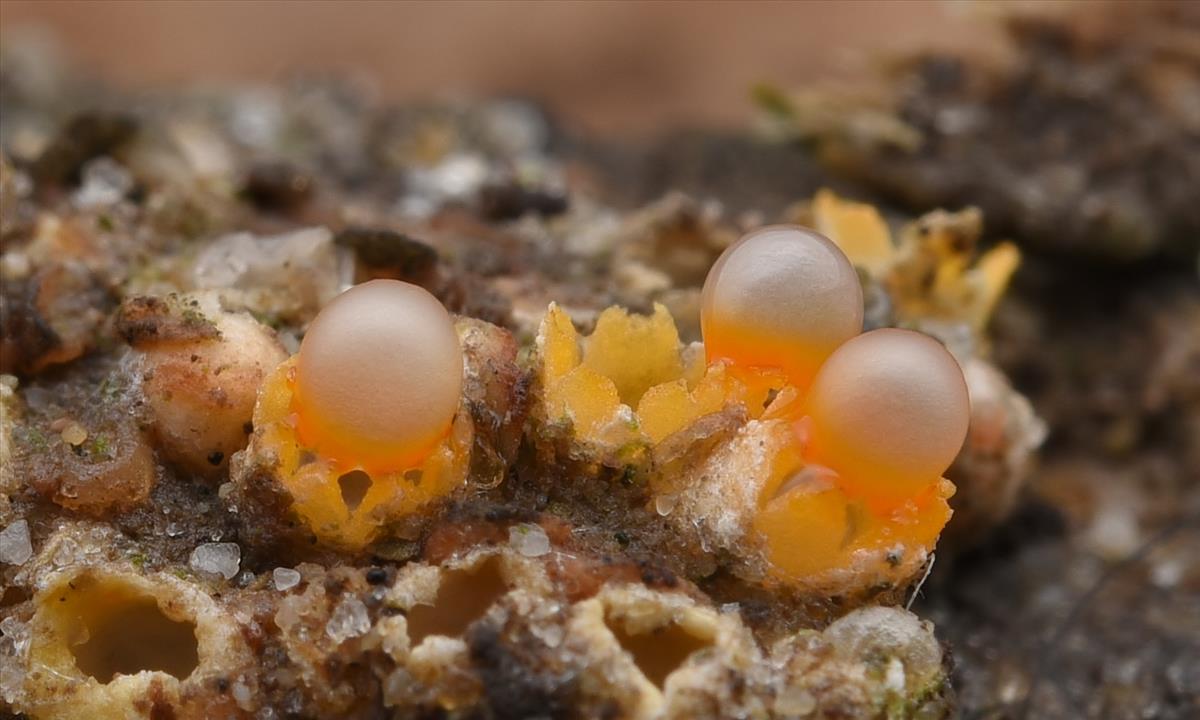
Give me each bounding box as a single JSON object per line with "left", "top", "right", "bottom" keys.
{"left": 805, "top": 6, "right": 1200, "bottom": 261}
{"left": 466, "top": 620, "right": 581, "bottom": 720}
{"left": 115, "top": 296, "right": 223, "bottom": 345}
{"left": 0, "top": 261, "right": 114, "bottom": 375}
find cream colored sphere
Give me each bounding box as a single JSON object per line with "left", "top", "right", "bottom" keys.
{"left": 802, "top": 328, "right": 969, "bottom": 504}
{"left": 701, "top": 225, "right": 863, "bottom": 387}
{"left": 295, "top": 280, "right": 463, "bottom": 471}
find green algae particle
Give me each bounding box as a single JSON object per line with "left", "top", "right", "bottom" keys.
{"left": 88, "top": 434, "right": 113, "bottom": 462}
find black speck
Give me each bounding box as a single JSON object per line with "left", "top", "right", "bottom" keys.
{"left": 365, "top": 567, "right": 388, "bottom": 585}
{"left": 207, "top": 451, "right": 224, "bottom": 466}
{"left": 241, "top": 161, "right": 314, "bottom": 214}
{"left": 334, "top": 227, "right": 438, "bottom": 280}
{"left": 31, "top": 112, "right": 138, "bottom": 187}
{"left": 478, "top": 182, "right": 569, "bottom": 222}
{"left": 638, "top": 561, "right": 679, "bottom": 588}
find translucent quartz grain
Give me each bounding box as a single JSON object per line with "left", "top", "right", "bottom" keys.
{"left": 701, "top": 225, "right": 863, "bottom": 388}
{"left": 295, "top": 280, "right": 463, "bottom": 472}
{"left": 508, "top": 523, "right": 551, "bottom": 557}
{"left": 802, "top": 328, "right": 969, "bottom": 507}
{"left": 273, "top": 567, "right": 302, "bottom": 591}
{"left": 326, "top": 596, "right": 371, "bottom": 641}
{"left": 0, "top": 519, "right": 32, "bottom": 565}
{"left": 189, "top": 542, "right": 241, "bottom": 580}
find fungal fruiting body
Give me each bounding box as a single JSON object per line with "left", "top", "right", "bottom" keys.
{"left": 799, "top": 329, "right": 969, "bottom": 512}
{"left": 701, "top": 226, "right": 969, "bottom": 583}
{"left": 531, "top": 231, "right": 865, "bottom": 478}
{"left": 701, "top": 225, "right": 863, "bottom": 390}
{"left": 294, "top": 279, "right": 463, "bottom": 473}
{"left": 247, "top": 279, "right": 471, "bottom": 547}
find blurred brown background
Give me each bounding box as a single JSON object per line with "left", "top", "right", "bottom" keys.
{"left": 0, "top": 0, "right": 1002, "bottom": 135}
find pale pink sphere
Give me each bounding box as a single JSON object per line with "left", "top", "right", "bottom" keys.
{"left": 802, "top": 328, "right": 969, "bottom": 504}
{"left": 701, "top": 225, "right": 863, "bottom": 387}
{"left": 295, "top": 280, "right": 463, "bottom": 470}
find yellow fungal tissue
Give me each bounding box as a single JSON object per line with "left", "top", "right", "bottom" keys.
{"left": 701, "top": 224, "right": 970, "bottom": 583}
{"left": 249, "top": 280, "right": 472, "bottom": 548}
{"left": 536, "top": 302, "right": 785, "bottom": 460}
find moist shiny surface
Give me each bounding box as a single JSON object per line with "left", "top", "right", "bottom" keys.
{"left": 294, "top": 280, "right": 463, "bottom": 472}
{"left": 701, "top": 225, "right": 863, "bottom": 389}
{"left": 801, "top": 328, "right": 970, "bottom": 509}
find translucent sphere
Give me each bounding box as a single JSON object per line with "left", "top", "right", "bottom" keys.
{"left": 801, "top": 328, "right": 969, "bottom": 507}
{"left": 701, "top": 225, "right": 863, "bottom": 388}
{"left": 294, "top": 280, "right": 463, "bottom": 472}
